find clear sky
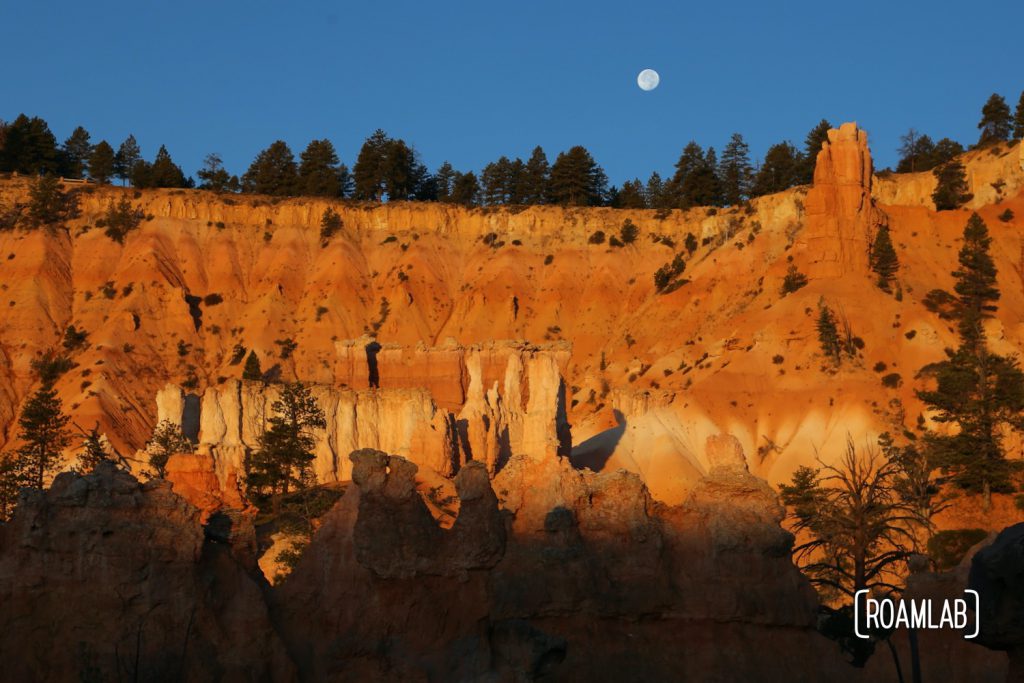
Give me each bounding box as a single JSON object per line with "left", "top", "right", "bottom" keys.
{"left": 2, "top": 0, "right": 1021, "bottom": 186}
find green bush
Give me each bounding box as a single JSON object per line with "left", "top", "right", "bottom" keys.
{"left": 619, "top": 219, "right": 639, "bottom": 244}
{"left": 102, "top": 196, "right": 144, "bottom": 243}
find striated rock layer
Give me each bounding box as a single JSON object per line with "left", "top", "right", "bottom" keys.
{"left": 150, "top": 339, "right": 572, "bottom": 488}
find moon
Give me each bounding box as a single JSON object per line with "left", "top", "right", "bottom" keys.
{"left": 637, "top": 69, "right": 660, "bottom": 91}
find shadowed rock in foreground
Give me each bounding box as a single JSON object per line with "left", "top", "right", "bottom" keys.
{"left": 0, "top": 462, "right": 295, "bottom": 682}
{"left": 275, "top": 437, "right": 862, "bottom": 681}
{"left": 2, "top": 437, "right": 1013, "bottom": 681}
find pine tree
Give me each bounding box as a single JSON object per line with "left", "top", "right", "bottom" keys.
{"left": 719, "top": 133, "right": 753, "bottom": 206}
{"left": 114, "top": 135, "right": 141, "bottom": 186}
{"left": 434, "top": 161, "right": 456, "bottom": 202}
{"left": 146, "top": 145, "right": 190, "bottom": 188}
{"left": 931, "top": 138, "right": 965, "bottom": 168}
{"left": 952, "top": 213, "right": 1000, "bottom": 349}
{"left": 687, "top": 147, "right": 723, "bottom": 207}
{"left": 380, "top": 140, "right": 419, "bottom": 201}
{"left": 298, "top": 139, "right": 343, "bottom": 197}
{"left": 616, "top": 179, "right": 647, "bottom": 208}
{"left": 352, "top": 129, "right": 391, "bottom": 200}
{"left": 481, "top": 156, "right": 523, "bottom": 205}
{"left": 26, "top": 174, "right": 68, "bottom": 226}
{"left": 197, "top": 153, "right": 231, "bottom": 191}
{"left": 646, "top": 171, "right": 668, "bottom": 209}
{"left": 548, "top": 146, "right": 606, "bottom": 206}
{"left": 409, "top": 156, "right": 434, "bottom": 201}
{"left": 816, "top": 301, "right": 842, "bottom": 366}
{"left": 88, "top": 141, "right": 116, "bottom": 184}
{"left": 75, "top": 424, "right": 119, "bottom": 473}
{"left": 14, "top": 384, "right": 71, "bottom": 489}
{"left": 242, "top": 350, "right": 263, "bottom": 380}
{"left": 800, "top": 119, "right": 832, "bottom": 184}
{"left": 896, "top": 130, "right": 933, "bottom": 173}
{"left": 60, "top": 126, "right": 93, "bottom": 179}
{"left": 450, "top": 171, "right": 479, "bottom": 206}
{"left": 917, "top": 213, "right": 1024, "bottom": 508}
{"left": 669, "top": 141, "right": 705, "bottom": 206}
{"left": 242, "top": 141, "right": 297, "bottom": 195}
{"left": 751, "top": 142, "right": 801, "bottom": 196}
{"left": 243, "top": 382, "right": 326, "bottom": 500}
{"left": 869, "top": 225, "right": 899, "bottom": 290}
{"left": 932, "top": 160, "right": 972, "bottom": 210}
{"left": 977, "top": 93, "right": 1012, "bottom": 146}
{"left": 145, "top": 420, "right": 192, "bottom": 478}
{"left": 0, "top": 114, "right": 59, "bottom": 174}
{"left": 1014, "top": 91, "right": 1024, "bottom": 140}
{"left": 520, "top": 146, "right": 550, "bottom": 204}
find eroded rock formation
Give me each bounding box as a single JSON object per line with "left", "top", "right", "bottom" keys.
{"left": 799, "top": 122, "right": 885, "bottom": 278}
{"left": 151, "top": 340, "right": 572, "bottom": 489}
{"left": 275, "top": 435, "right": 862, "bottom": 681}
{"left": 0, "top": 462, "right": 294, "bottom": 681}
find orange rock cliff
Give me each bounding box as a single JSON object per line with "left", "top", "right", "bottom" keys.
{"left": 1, "top": 123, "right": 1022, "bottom": 503}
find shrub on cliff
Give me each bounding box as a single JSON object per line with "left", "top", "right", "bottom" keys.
{"left": 653, "top": 253, "right": 687, "bottom": 294}
{"left": 780, "top": 264, "right": 808, "bottom": 295}
{"left": 619, "top": 219, "right": 639, "bottom": 244}
{"left": 101, "top": 195, "right": 144, "bottom": 243}
{"left": 319, "top": 207, "right": 343, "bottom": 245}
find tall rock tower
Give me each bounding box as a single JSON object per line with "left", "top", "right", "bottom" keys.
{"left": 799, "top": 122, "right": 884, "bottom": 279}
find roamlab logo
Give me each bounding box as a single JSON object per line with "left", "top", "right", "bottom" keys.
{"left": 853, "top": 590, "right": 981, "bottom": 639}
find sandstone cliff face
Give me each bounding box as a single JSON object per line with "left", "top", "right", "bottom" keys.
{"left": 0, "top": 462, "right": 295, "bottom": 681}
{"left": 873, "top": 139, "right": 1024, "bottom": 209}
{"left": 1, "top": 125, "right": 1023, "bottom": 517}
{"left": 149, "top": 340, "right": 572, "bottom": 490}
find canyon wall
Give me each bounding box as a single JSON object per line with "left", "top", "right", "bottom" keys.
{"left": 0, "top": 130, "right": 1022, "bottom": 510}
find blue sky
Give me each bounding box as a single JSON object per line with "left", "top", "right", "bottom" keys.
{"left": 2, "top": 0, "right": 1021, "bottom": 185}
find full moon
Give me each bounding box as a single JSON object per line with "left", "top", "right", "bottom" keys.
{"left": 637, "top": 69, "right": 660, "bottom": 91}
